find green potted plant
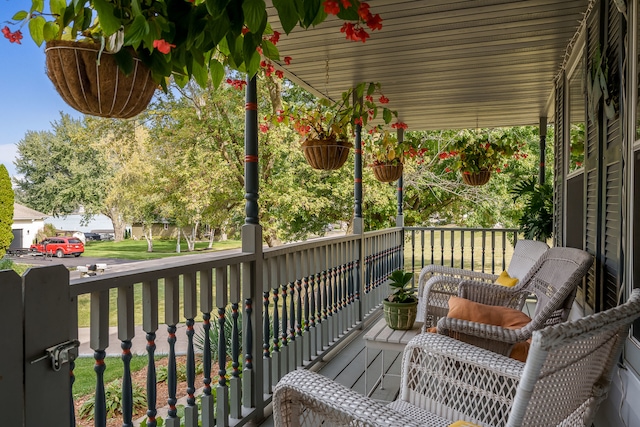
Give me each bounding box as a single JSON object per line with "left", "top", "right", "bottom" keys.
{"left": 438, "top": 129, "right": 523, "bottom": 186}
{"left": 364, "top": 126, "right": 413, "bottom": 182}
{"left": 383, "top": 270, "right": 418, "bottom": 330}
{"left": 511, "top": 176, "right": 553, "bottom": 242}
{"left": 3, "top": 1, "right": 385, "bottom": 118}
{"left": 276, "top": 82, "right": 401, "bottom": 170}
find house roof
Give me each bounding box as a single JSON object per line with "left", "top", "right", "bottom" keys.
{"left": 13, "top": 203, "right": 47, "bottom": 221}
{"left": 268, "top": 0, "right": 592, "bottom": 130}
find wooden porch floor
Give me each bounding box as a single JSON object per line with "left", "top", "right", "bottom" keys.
{"left": 258, "top": 311, "right": 403, "bottom": 426}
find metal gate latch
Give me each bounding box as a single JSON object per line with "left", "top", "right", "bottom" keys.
{"left": 31, "top": 340, "right": 80, "bottom": 371}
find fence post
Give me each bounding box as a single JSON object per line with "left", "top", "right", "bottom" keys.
{"left": 23, "top": 265, "right": 73, "bottom": 426}
{"left": 0, "top": 270, "right": 24, "bottom": 427}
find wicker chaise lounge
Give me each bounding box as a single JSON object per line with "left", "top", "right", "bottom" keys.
{"left": 273, "top": 289, "right": 640, "bottom": 426}
{"left": 417, "top": 239, "right": 549, "bottom": 326}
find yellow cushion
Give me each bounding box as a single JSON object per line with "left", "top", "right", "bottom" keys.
{"left": 449, "top": 421, "right": 482, "bottom": 427}
{"left": 495, "top": 270, "right": 518, "bottom": 287}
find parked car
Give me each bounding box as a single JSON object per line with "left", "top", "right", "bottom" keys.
{"left": 84, "top": 232, "right": 102, "bottom": 241}
{"left": 30, "top": 237, "right": 85, "bottom": 258}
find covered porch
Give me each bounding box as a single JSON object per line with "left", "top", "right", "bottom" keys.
{"left": 3, "top": 0, "right": 640, "bottom": 426}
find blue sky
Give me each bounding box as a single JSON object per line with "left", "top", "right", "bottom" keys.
{"left": 1, "top": 0, "right": 82, "bottom": 178}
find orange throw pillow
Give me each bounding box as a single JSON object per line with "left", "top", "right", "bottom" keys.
{"left": 443, "top": 296, "right": 531, "bottom": 361}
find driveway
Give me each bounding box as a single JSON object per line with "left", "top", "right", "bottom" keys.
{"left": 10, "top": 253, "right": 139, "bottom": 268}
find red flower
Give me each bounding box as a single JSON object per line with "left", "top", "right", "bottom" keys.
{"left": 355, "top": 27, "right": 370, "bottom": 42}
{"left": 153, "top": 39, "right": 176, "bottom": 54}
{"left": 269, "top": 31, "right": 280, "bottom": 45}
{"left": 340, "top": 22, "right": 357, "bottom": 40}
{"left": 391, "top": 122, "right": 408, "bottom": 129}
{"left": 378, "top": 95, "right": 389, "bottom": 104}
{"left": 340, "top": 0, "right": 352, "bottom": 7}
{"left": 256, "top": 46, "right": 263, "bottom": 55}
{"left": 275, "top": 70, "right": 284, "bottom": 79}
{"left": 445, "top": 167, "right": 452, "bottom": 173}
{"left": 2, "top": 26, "right": 23, "bottom": 44}
{"left": 357, "top": 2, "right": 371, "bottom": 20}
{"left": 242, "top": 27, "right": 250, "bottom": 35}
{"left": 439, "top": 152, "right": 449, "bottom": 160}
{"left": 496, "top": 168, "right": 502, "bottom": 173}
{"left": 284, "top": 56, "right": 292, "bottom": 65}
{"left": 323, "top": 0, "right": 340, "bottom": 14}
{"left": 260, "top": 60, "right": 267, "bottom": 68}
{"left": 259, "top": 124, "right": 270, "bottom": 133}
{"left": 354, "top": 117, "right": 363, "bottom": 126}
{"left": 366, "top": 13, "right": 383, "bottom": 31}
{"left": 365, "top": 95, "right": 374, "bottom": 102}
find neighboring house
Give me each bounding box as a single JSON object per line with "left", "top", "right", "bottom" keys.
{"left": 10, "top": 203, "right": 47, "bottom": 250}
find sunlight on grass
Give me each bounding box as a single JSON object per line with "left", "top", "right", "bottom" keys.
{"left": 83, "top": 238, "right": 241, "bottom": 260}
{"left": 73, "top": 355, "right": 159, "bottom": 398}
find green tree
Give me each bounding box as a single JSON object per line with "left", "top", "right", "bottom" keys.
{"left": 0, "top": 164, "right": 14, "bottom": 256}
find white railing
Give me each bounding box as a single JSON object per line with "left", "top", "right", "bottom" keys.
{"left": 63, "top": 227, "right": 403, "bottom": 427}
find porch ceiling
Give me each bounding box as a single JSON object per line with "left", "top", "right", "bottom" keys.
{"left": 266, "top": 0, "right": 591, "bottom": 131}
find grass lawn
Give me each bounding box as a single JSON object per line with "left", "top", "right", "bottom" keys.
{"left": 73, "top": 355, "right": 158, "bottom": 398}
{"left": 83, "top": 238, "right": 241, "bottom": 260}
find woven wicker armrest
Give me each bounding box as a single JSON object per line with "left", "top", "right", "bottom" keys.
{"left": 400, "top": 333, "right": 524, "bottom": 425}
{"left": 273, "top": 369, "right": 423, "bottom": 427}
{"left": 418, "top": 265, "right": 498, "bottom": 295}
{"left": 436, "top": 316, "right": 532, "bottom": 356}
{"left": 458, "top": 280, "right": 529, "bottom": 309}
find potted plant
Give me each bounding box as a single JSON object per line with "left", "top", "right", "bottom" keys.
{"left": 364, "top": 126, "right": 413, "bottom": 182}
{"left": 276, "top": 82, "right": 400, "bottom": 170}
{"left": 438, "top": 129, "right": 522, "bottom": 186}
{"left": 4, "top": 1, "right": 385, "bottom": 118}
{"left": 383, "top": 270, "right": 418, "bottom": 330}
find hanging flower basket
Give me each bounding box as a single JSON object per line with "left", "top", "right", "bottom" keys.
{"left": 45, "top": 40, "right": 157, "bottom": 119}
{"left": 372, "top": 162, "right": 403, "bottom": 182}
{"left": 302, "top": 138, "right": 353, "bottom": 170}
{"left": 461, "top": 169, "right": 491, "bottom": 186}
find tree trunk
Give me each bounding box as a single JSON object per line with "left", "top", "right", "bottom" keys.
{"left": 208, "top": 228, "right": 215, "bottom": 249}
{"left": 105, "top": 207, "right": 126, "bottom": 241}
{"left": 176, "top": 228, "right": 181, "bottom": 253}
{"left": 143, "top": 223, "right": 153, "bottom": 252}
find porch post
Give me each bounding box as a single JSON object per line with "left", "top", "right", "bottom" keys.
{"left": 353, "top": 116, "right": 363, "bottom": 234}
{"left": 241, "top": 75, "right": 264, "bottom": 420}
{"left": 396, "top": 127, "right": 404, "bottom": 227}
{"left": 539, "top": 116, "right": 547, "bottom": 184}
{"left": 353, "top": 95, "right": 365, "bottom": 324}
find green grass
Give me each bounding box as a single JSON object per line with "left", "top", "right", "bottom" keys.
{"left": 82, "top": 238, "right": 241, "bottom": 260}
{"left": 73, "top": 355, "right": 160, "bottom": 398}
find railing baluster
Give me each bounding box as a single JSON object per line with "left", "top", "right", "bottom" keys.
{"left": 200, "top": 269, "right": 214, "bottom": 427}
{"left": 117, "top": 285, "right": 135, "bottom": 427}
{"left": 164, "top": 275, "right": 180, "bottom": 427}
{"left": 216, "top": 266, "right": 229, "bottom": 426}
{"left": 288, "top": 280, "right": 296, "bottom": 372}
{"left": 460, "top": 229, "right": 465, "bottom": 269}
{"left": 229, "top": 264, "right": 242, "bottom": 419}
{"left": 183, "top": 272, "right": 198, "bottom": 427}
{"left": 142, "top": 280, "right": 158, "bottom": 427}
{"left": 280, "top": 282, "right": 289, "bottom": 374}
{"left": 271, "top": 283, "right": 280, "bottom": 386}
{"left": 90, "top": 289, "right": 109, "bottom": 427}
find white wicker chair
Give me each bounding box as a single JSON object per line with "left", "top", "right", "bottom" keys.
{"left": 435, "top": 247, "right": 593, "bottom": 356}
{"left": 417, "top": 239, "right": 548, "bottom": 326}
{"left": 273, "top": 289, "right": 640, "bottom": 427}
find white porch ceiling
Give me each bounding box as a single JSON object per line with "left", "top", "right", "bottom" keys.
{"left": 267, "top": 0, "right": 591, "bottom": 131}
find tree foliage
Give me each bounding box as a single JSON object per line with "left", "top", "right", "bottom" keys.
{"left": 0, "top": 164, "right": 14, "bottom": 256}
